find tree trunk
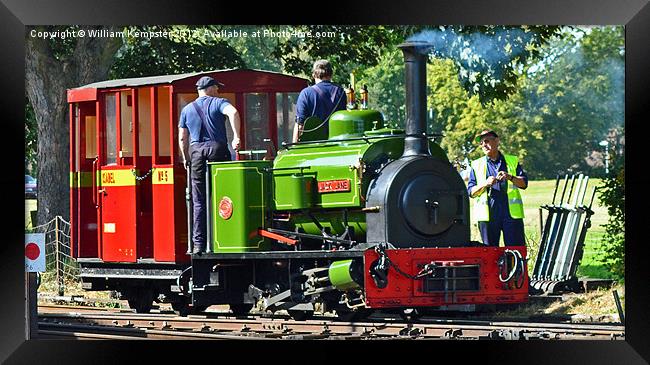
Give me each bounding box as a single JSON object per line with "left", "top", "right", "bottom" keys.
{"left": 25, "top": 27, "right": 121, "bottom": 225}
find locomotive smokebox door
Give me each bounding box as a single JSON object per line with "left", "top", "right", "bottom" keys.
{"left": 366, "top": 157, "right": 470, "bottom": 247}
{"left": 400, "top": 173, "right": 462, "bottom": 236}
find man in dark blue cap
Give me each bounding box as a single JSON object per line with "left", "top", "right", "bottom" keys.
{"left": 292, "top": 59, "right": 346, "bottom": 142}
{"left": 179, "top": 75, "right": 241, "bottom": 254}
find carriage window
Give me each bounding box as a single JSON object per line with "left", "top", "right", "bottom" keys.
{"left": 104, "top": 94, "right": 117, "bottom": 165}
{"left": 276, "top": 92, "right": 298, "bottom": 146}
{"left": 176, "top": 92, "right": 238, "bottom": 159}
{"left": 220, "top": 93, "right": 236, "bottom": 158}
{"left": 157, "top": 87, "right": 171, "bottom": 157}
{"left": 138, "top": 88, "right": 152, "bottom": 156}
{"left": 120, "top": 91, "right": 133, "bottom": 158}
{"left": 176, "top": 93, "right": 195, "bottom": 115}
{"left": 245, "top": 93, "right": 269, "bottom": 152}
{"left": 85, "top": 116, "right": 96, "bottom": 159}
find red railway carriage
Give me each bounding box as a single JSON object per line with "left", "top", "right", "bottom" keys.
{"left": 68, "top": 69, "right": 307, "bottom": 307}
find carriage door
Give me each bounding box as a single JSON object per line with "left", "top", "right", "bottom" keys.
{"left": 71, "top": 102, "right": 98, "bottom": 258}
{"left": 97, "top": 90, "right": 138, "bottom": 262}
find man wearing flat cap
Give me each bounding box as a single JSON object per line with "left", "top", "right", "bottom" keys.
{"left": 467, "top": 129, "right": 528, "bottom": 246}
{"left": 292, "top": 59, "right": 346, "bottom": 142}
{"left": 179, "top": 75, "right": 241, "bottom": 254}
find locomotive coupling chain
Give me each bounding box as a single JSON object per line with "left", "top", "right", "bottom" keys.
{"left": 373, "top": 245, "right": 435, "bottom": 281}
{"left": 131, "top": 167, "right": 155, "bottom": 181}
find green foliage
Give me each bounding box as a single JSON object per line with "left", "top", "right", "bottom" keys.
{"left": 272, "top": 25, "right": 419, "bottom": 83}
{"left": 512, "top": 27, "right": 624, "bottom": 178}
{"left": 110, "top": 26, "right": 245, "bottom": 78}
{"left": 355, "top": 48, "right": 406, "bottom": 127}
{"left": 216, "top": 25, "right": 283, "bottom": 71}
{"left": 410, "top": 26, "right": 560, "bottom": 104}
{"left": 424, "top": 26, "right": 624, "bottom": 179}
{"left": 426, "top": 58, "right": 487, "bottom": 162}
{"left": 596, "top": 140, "right": 625, "bottom": 279}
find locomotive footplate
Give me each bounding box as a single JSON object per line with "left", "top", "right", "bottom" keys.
{"left": 190, "top": 249, "right": 366, "bottom": 260}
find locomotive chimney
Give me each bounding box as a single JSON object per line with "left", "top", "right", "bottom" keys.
{"left": 399, "top": 41, "right": 431, "bottom": 157}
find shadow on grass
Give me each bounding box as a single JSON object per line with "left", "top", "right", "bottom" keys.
{"left": 577, "top": 264, "right": 620, "bottom": 281}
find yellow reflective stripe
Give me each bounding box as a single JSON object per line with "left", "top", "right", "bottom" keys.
{"left": 70, "top": 172, "right": 77, "bottom": 188}
{"left": 71, "top": 168, "right": 172, "bottom": 187}
{"left": 503, "top": 154, "right": 524, "bottom": 219}
{"left": 470, "top": 158, "right": 490, "bottom": 222}
{"left": 470, "top": 154, "right": 525, "bottom": 221}
{"left": 100, "top": 169, "right": 136, "bottom": 187}
{"left": 152, "top": 168, "right": 175, "bottom": 185}
{"left": 70, "top": 171, "right": 95, "bottom": 188}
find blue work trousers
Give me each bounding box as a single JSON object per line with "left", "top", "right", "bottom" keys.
{"left": 478, "top": 212, "right": 526, "bottom": 247}
{"left": 190, "top": 141, "right": 231, "bottom": 252}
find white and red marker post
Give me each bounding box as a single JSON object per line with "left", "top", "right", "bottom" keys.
{"left": 25, "top": 233, "right": 45, "bottom": 339}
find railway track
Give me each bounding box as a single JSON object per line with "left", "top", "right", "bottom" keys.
{"left": 38, "top": 306, "right": 625, "bottom": 340}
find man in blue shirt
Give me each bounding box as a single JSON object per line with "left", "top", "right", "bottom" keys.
{"left": 467, "top": 130, "right": 528, "bottom": 246}
{"left": 292, "top": 59, "right": 346, "bottom": 142}
{"left": 179, "top": 76, "right": 241, "bottom": 254}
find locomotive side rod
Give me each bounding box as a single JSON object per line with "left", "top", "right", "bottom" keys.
{"left": 267, "top": 228, "right": 357, "bottom": 246}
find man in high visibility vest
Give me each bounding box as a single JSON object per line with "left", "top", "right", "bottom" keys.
{"left": 467, "top": 130, "right": 528, "bottom": 246}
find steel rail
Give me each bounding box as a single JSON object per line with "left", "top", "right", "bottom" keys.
{"left": 38, "top": 311, "right": 624, "bottom": 340}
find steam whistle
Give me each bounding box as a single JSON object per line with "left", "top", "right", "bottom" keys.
{"left": 345, "top": 85, "right": 357, "bottom": 110}
{"left": 360, "top": 85, "right": 369, "bottom": 110}
{"left": 346, "top": 73, "right": 358, "bottom": 110}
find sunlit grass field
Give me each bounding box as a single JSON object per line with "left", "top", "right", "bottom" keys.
{"left": 482, "top": 178, "right": 615, "bottom": 280}
{"left": 25, "top": 199, "right": 37, "bottom": 229}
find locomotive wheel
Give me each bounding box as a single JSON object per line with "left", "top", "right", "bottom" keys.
{"left": 127, "top": 288, "right": 154, "bottom": 313}
{"left": 172, "top": 299, "right": 207, "bottom": 316}
{"left": 171, "top": 300, "right": 191, "bottom": 316}
{"left": 288, "top": 309, "right": 314, "bottom": 321}
{"left": 229, "top": 303, "right": 254, "bottom": 316}
{"left": 336, "top": 308, "right": 372, "bottom": 322}
{"left": 399, "top": 308, "right": 422, "bottom": 322}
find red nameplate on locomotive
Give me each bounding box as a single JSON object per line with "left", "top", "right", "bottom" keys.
{"left": 317, "top": 179, "right": 351, "bottom": 193}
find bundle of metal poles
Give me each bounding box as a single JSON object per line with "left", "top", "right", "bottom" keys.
{"left": 530, "top": 173, "right": 597, "bottom": 294}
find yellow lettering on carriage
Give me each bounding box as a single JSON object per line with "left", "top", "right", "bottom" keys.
{"left": 100, "top": 170, "right": 136, "bottom": 186}
{"left": 152, "top": 168, "right": 175, "bottom": 185}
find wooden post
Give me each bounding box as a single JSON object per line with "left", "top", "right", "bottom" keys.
{"left": 25, "top": 272, "right": 38, "bottom": 339}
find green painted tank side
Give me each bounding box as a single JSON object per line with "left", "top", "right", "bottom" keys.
{"left": 273, "top": 134, "right": 448, "bottom": 212}
{"left": 273, "top": 141, "right": 369, "bottom": 209}
{"left": 291, "top": 211, "right": 366, "bottom": 237}
{"left": 209, "top": 160, "right": 272, "bottom": 253}
{"left": 328, "top": 110, "right": 384, "bottom": 140}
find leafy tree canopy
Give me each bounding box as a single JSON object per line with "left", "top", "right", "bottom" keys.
{"left": 110, "top": 25, "right": 245, "bottom": 79}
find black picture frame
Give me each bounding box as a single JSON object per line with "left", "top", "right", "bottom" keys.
{"left": 2, "top": 0, "right": 648, "bottom": 363}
